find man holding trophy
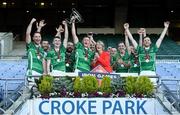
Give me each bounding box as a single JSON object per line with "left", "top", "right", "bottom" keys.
{"left": 71, "top": 16, "right": 95, "bottom": 72}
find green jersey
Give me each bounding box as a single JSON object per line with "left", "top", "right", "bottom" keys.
{"left": 75, "top": 42, "right": 94, "bottom": 72}
{"left": 112, "top": 50, "right": 130, "bottom": 73}
{"left": 129, "top": 53, "right": 140, "bottom": 73}
{"left": 46, "top": 45, "right": 66, "bottom": 72}
{"left": 27, "top": 42, "right": 44, "bottom": 75}
{"left": 137, "top": 45, "right": 158, "bottom": 71}
{"left": 65, "top": 51, "right": 75, "bottom": 72}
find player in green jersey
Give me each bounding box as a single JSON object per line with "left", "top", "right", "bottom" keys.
{"left": 124, "top": 21, "right": 170, "bottom": 76}
{"left": 26, "top": 18, "right": 46, "bottom": 76}
{"left": 128, "top": 28, "right": 146, "bottom": 73}
{"left": 46, "top": 21, "right": 68, "bottom": 76}
{"left": 71, "top": 17, "right": 94, "bottom": 72}
{"left": 112, "top": 31, "right": 131, "bottom": 73}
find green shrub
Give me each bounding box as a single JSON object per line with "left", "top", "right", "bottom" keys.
{"left": 100, "top": 76, "right": 112, "bottom": 93}
{"left": 81, "top": 76, "right": 98, "bottom": 93}
{"left": 35, "top": 76, "right": 43, "bottom": 88}
{"left": 135, "top": 76, "right": 154, "bottom": 97}
{"left": 124, "top": 76, "right": 137, "bottom": 96}
{"left": 124, "top": 76, "right": 154, "bottom": 97}
{"left": 38, "top": 75, "right": 54, "bottom": 95}
{"left": 111, "top": 76, "right": 124, "bottom": 93}
{"left": 73, "top": 77, "right": 82, "bottom": 93}
{"left": 53, "top": 76, "right": 73, "bottom": 92}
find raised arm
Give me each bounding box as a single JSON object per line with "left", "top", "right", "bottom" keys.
{"left": 137, "top": 28, "right": 143, "bottom": 46}
{"left": 88, "top": 32, "right": 96, "bottom": 45}
{"left": 124, "top": 23, "right": 138, "bottom": 49}
{"left": 141, "top": 28, "right": 146, "bottom": 37}
{"left": 36, "top": 20, "right": 46, "bottom": 32}
{"left": 46, "top": 60, "right": 51, "bottom": 75}
{"left": 26, "top": 18, "right": 36, "bottom": 44}
{"left": 42, "top": 59, "right": 47, "bottom": 75}
{"left": 71, "top": 17, "right": 79, "bottom": 44}
{"left": 156, "top": 21, "right": 170, "bottom": 48}
{"left": 62, "top": 20, "right": 68, "bottom": 48}
{"left": 125, "top": 31, "right": 131, "bottom": 54}
{"left": 55, "top": 25, "right": 64, "bottom": 38}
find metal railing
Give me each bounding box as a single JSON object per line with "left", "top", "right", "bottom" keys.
{"left": 159, "top": 80, "right": 180, "bottom": 113}
{"left": 0, "top": 55, "right": 27, "bottom": 59}
{"left": 0, "top": 77, "right": 26, "bottom": 114}
{"left": 156, "top": 55, "right": 180, "bottom": 60}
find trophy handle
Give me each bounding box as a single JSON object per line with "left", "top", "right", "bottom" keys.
{"left": 65, "top": 8, "right": 84, "bottom": 25}
{"left": 72, "top": 8, "right": 84, "bottom": 23}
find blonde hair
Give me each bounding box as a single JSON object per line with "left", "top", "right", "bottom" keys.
{"left": 96, "top": 40, "right": 105, "bottom": 50}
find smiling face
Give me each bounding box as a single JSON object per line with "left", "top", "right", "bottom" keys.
{"left": 67, "top": 42, "right": 74, "bottom": 52}
{"left": 143, "top": 37, "right": 151, "bottom": 47}
{"left": 42, "top": 41, "right": 49, "bottom": 51}
{"left": 111, "top": 48, "right": 117, "bottom": 55}
{"left": 67, "top": 42, "right": 74, "bottom": 49}
{"left": 53, "top": 37, "right": 61, "bottom": 48}
{"left": 33, "top": 32, "right": 41, "bottom": 45}
{"left": 82, "top": 37, "right": 90, "bottom": 48}
{"left": 90, "top": 43, "right": 95, "bottom": 52}
{"left": 96, "top": 41, "right": 104, "bottom": 52}
{"left": 129, "top": 45, "right": 135, "bottom": 53}
{"left": 118, "top": 42, "right": 126, "bottom": 51}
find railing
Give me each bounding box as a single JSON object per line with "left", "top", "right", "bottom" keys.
{"left": 156, "top": 55, "right": 180, "bottom": 60}
{"left": 0, "top": 32, "right": 13, "bottom": 57}
{"left": 0, "top": 83, "right": 24, "bottom": 114}
{"left": 0, "top": 78, "right": 26, "bottom": 114}
{"left": 0, "top": 55, "right": 27, "bottom": 59}
{"left": 159, "top": 79, "right": 180, "bottom": 113}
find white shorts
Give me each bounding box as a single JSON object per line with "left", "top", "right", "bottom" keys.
{"left": 50, "top": 70, "right": 65, "bottom": 76}
{"left": 139, "top": 70, "right": 156, "bottom": 76}
{"left": 27, "top": 70, "right": 42, "bottom": 76}
{"left": 74, "top": 69, "right": 82, "bottom": 73}
{"left": 26, "top": 70, "right": 42, "bottom": 82}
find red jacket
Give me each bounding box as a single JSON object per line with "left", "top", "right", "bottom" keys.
{"left": 92, "top": 51, "right": 112, "bottom": 72}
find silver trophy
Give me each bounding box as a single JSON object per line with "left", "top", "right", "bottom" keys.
{"left": 65, "top": 8, "right": 84, "bottom": 24}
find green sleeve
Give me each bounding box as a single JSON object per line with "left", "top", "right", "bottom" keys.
{"left": 154, "top": 44, "right": 158, "bottom": 53}
{"left": 26, "top": 42, "right": 33, "bottom": 50}
{"left": 75, "top": 42, "right": 83, "bottom": 49}
{"left": 90, "top": 52, "right": 95, "bottom": 61}
{"left": 61, "top": 45, "right": 66, "bottom": 53}
{"left": 112, "top": 54, "right": 117, "bottom": 64}
{"left": 136, "top": 45, "right": 141, "bottom": 53}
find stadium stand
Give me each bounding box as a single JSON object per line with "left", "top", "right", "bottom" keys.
{"left": 0, "top": 59, "right": 27, "bottom": 113}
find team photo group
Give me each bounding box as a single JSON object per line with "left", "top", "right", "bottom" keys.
{"left": 26, "top": 16, "right": 170, "bottom": 76}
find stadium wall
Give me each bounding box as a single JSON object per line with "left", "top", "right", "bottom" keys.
{"left": 77, "top": 28, "right": 167, "bottom": 35}
{"left": 0, "top": 32, "right": 13, "bottom": 56}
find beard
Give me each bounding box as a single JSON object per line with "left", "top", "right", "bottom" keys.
{"left": 67, "top": 47, "right": 73, "bottom": 53}
{"left": 43, "top": 46, "right": 49, "bottom": 51}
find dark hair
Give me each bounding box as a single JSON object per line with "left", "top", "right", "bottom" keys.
{"left": 34, "top": 31, "right": 41, "bottom": 34}
{"left": 54, "top": 36, "right": 61, "bottom": 39}
{"left": 33, "top": 31, "right": 41, "bottom": 36}
{"left": 143, "top": 36, "right": 150, "bottom": 39}
{"left": 118, "top": 42, "right": 125, "bottom": 46}
{"left": 42, "top": 40, "right": 49, "bottom": 43}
